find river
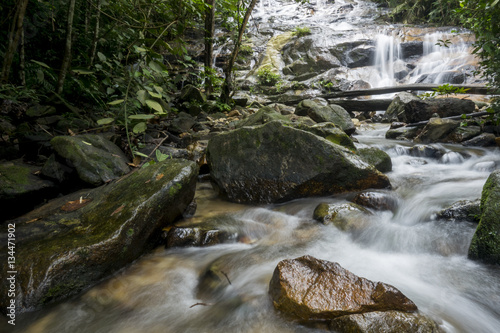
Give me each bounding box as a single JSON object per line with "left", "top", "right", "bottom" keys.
{"left": 8, "top": 0, "right": 500, "bottom": 332}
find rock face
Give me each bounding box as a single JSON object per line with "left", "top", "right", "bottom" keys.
{"left": 269, "top": 256, "right": 418, "bottom": 321}
{"left": 0, "top": 159, "right": 198, "bottom": 314}
{"left": 468, "top": 170, "right": 500, "bottom": 264}
{"left": 50, "top": 134, "right": 130, "bottom": 186}
{"left": 207, "top": 121, "right": 390, "bottom": 203}
{"left": 295, "top": 100, "right": 356, "bottom": 135}
{"left": 383, "top": 93, "right": 475, "bottom": 123}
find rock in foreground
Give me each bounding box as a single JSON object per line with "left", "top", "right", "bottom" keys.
{"left": 269, "top": 255, "right": 417, "bottom": 321}
{"left": 0, "top": 159, "right": 198, "bottom": 314}
{"left": 207, "top": 121, "right": 390, "bottom": 203}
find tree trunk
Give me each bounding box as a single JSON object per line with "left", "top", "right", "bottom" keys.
{"left": 1, "top": 0, "right": 30, "bottom": 83}
{"left": 220, "top": 0, "right": 258, "bottom": 104}
{"left": 19, "top": 26, "right": 25, "bottom": 86}
{"left": 57, "top": 0, "right": 77, "bottom": 95}
{"left": 89, "top": 0, "right": 102, "bottom": 67}
{"left": 204, "top": 0, "right": 215, "bottom": 95}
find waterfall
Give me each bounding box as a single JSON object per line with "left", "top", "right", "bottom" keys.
{"left": 372, "top": 33, "right": 403, "bottom": 87}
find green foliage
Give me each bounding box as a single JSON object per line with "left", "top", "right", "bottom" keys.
{"left": 418, "top": 84, "right": 470, "bottom": 99}
{"left": 376, "top": 0, "right": 461, "bottom": 24}
{"left": 257, "top": 67, "right": 281, "bottom": 86}
{"left": 292, "top": 26, "right": 312, "bottom": 37}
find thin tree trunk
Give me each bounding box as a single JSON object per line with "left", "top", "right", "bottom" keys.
{"left": 204, "top": 0, "right": 215, "bottom": 95}
{"left": 1, "top": 0, "right": 30, "bottom": 83}
{"left": 89, "top": 0, "right": 102, "bottom": 67}
{"left": 19, "top": 26, "right": 25, "bottom": 86}
{"left": 220, "top": 0, "right": 258, "bottom": 103}
{"left": 57, "top": 0, "right": 77, "bottom": 94}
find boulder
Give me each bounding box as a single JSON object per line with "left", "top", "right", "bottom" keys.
{"left": 207, "top": 121, "right": 391, "bottom": 204}
{"left": 383, "top": 93, "right": 475, "bottom": 123}
{"left": 414, "top": 118, "right": 460, "bottom": 143}
{"left": 468, "top": 170, "right": 500, "bottom": 264}
{"left": 313, "top": 202, "right": 372, "bottom": 232}
{"left": 292, "top": 122, "right": 356, "bottom": 151}
{"left": 269, "top": 256, "right": 418, "bottom": 321}
{"left": 385, "top": 126, "right": 420, "bottom": 141}
{"left": 352, "top": 191, "right": 399, "bottom": 212}
{"left": 50, "top": 134, "right": 130, "bottom": 186}
{"left": 330, "top": 310, "right": 444, "bottom": 333}
{"left": 462, "top": 133, "right": 497, "bottom": 147}
{"left": 0, "top": 159, "right": 56, "bottom": 221}
{"left": 235, "top": 106, "right": 289, "bottom": 128}
{"left": 435, "top": 199, "right": 480, "bottom": 223}
{"left": 295, "top": 100, "right": 355, "bottom": 135}
{"left": 0, "top": 159, "right": 198, "bottom": 314}
{"left": 179, "top": 84, "right": 207, "bottom": 104}
{"left": 171, "top": 111, "right": 196, "bottom": 133}
{"left": 445, "top": 126, "right": 481, "bottom": 143}
{"left": 357, "top": 147, "right": 392, "bottom": 173}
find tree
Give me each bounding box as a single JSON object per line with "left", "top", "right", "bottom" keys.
{"left": 204, "top": 0, "right": 215, "bottom": 95}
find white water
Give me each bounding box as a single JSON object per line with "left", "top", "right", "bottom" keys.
{"left": 10, "top": 124, "right": 500, "bottom": 333}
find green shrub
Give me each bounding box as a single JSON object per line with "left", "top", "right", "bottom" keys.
{"left": 257, "top": 68, "right": 281, "bottom": 86}
{"left": 292, "top": 26, "right": 312, "bottom": 37}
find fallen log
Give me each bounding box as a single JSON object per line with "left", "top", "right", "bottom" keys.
{"left": 405, "top": 111, "right": 490, "bottom": 127}
{"left": 328, "top": 99, "right": 392, "bottom": 112}
{"left": 320, "top": 84, "right": 494, "bottom": 99}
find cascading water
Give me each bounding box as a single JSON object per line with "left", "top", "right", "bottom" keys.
{"left": 5, "top": 1, "right": 499, "bottom": 333}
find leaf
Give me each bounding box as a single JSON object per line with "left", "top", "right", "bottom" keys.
{"left": 133, "top": 122, "right": 147, "bottom": 134}
{"left": 134, "top": 46, "right": 147, "bottom": 53}
{"left": 97, "top": 118, "right": 115, "bottom": 125}
{"left": 134, "top": 151, "right": 149, "bottom": 158}
{"left": 149, "top": 60, "right": 167, "bottom": 73}
{"left": 137, "top": 90, "right": 147, "bottom": 105}
{"left": 156, "top": 149, "right": 168, "bottom": 162}
{"left": 61, "top": 198, "right": 92, "bottom": 212}
{"left": 156, "top": 173, "right": 164, "bottom": 181}
{"left": 97, "top": 52, "right": 107, "bottom": 62}
{"left": 107, "top": 87, "right": 115, "bottom": 95}
{"left": 108, "top": 99, "right": 125, "bottom": 105}
{"left": 111, "top": 205, "right": 125, "bottom": 216}
{"left": 148, "top": 91, "right": 162, "bottom": 98}
{"left": 153, "top": 85, "right": 164, "bottom": 94}
{"left": 128, "top": 114, "right": 155, "bottom": 120}
{"left": 31, "top": 60, "right": 51, "bottom": 69}
{"left": 82, "top": 141, "right": 92, "bottom": 145}
{"left": 145, "top": 100, "right": 164, "bottom": 113}
{"left": 72, "top": 68, "right": 95, "bottom": 75}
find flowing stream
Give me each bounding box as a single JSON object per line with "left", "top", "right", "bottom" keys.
{"left": 6, "top": 1, "right": 500, "bottom": 332}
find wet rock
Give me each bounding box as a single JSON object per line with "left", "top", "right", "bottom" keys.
{"left": 414, "top": 118, "right": 460, "bottom": 143}
{"left": 313, "top": 202, "right": 371, "bottom": 232}
{"left": 235, "top": 106, "right": 289, "bottom": 128}
{"left": 50, "top": 134, "right": 130, "bottom": 186}
{"left": 292, "top": 122, "right": 356, "bottom": 151}
{"left": 352, "top": 191, "right": 399, "bottom": 212}
{"left": 385, "top": 126, "right": 420, "bottom": 140}
{"left": 436, "top": 199, "right": 480, "bottom": 223}
{"left": 295, "top": 100, "right": 355, "bottom": 135}
{"left": 179, "top": 84, "right": 207, "bottom": 104}
{"left": 346, "top": 46, "right": 376, "bottom": 68}
{"left": 357, "top": 147, "right": 392, "bottom": 173}
{"left": 0, "top": 159, "right": 198, "bottom": 314}
{"left": 268, "top": 255, "right": 418, "bottom": 321}
{"left": 383, "top": 93, "right": 475, "bottom": 123}
{"left": 165, "top": 226, "right": 236, "bottom": 248}
{"left": 207, "top": 121, "right": 390, "bottom": 204}
{"left": 408, "top": 145, "right": 445, "bottom": 159}
{"left": 26, "top": 104, "right": 57, "bottom": 117}
{"left": 41, "top": 154, "right": 74, "bottom": 183}
{"left": 469, "top": 170, "right": 500, "bottom": 265}
{"left": 0, "top": 159, "right": 56, "bottom": 221}
{"left": 330, "top": 310, "right": 444, "bottom": 333}
{"left": 171, "top": 112, "right": 196, "bottom": 133}
{"left": 445, "top": 126, "right": 481, "bottom": 143}
{"left": 462, "top": 133, "right": 497, "bottom": 147}
{"left": 400, "top": 41, "right": 424, "bottom": 60}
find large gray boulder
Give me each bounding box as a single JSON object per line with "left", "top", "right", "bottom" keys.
{"left": 0, "top": 159, "right": 198, "bottom": 314}
{"left": 383, "top": 93, "right": 475, "bottom": 123}
{"left": 269, "top": 256, "right": 418, "bottom": 320}
{"left": 468, "top": 170, "right": 500, "bottom": 264}
{"left": 206, "top": 121, "right": 390, "bottom": 203}
{"left": 414, "top": 118, "right": 460, "bottom": 143}
{"left": 295, "top": 100, "right": 356, "bottom": 135}
{"left": 51, "top": 134, "right": 130, "bottom": 186}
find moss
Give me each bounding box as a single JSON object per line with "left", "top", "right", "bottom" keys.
{"left": 127, "top": 228, "right": 134, "bottom": 237}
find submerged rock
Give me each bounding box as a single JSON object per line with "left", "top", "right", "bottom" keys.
{"left": 207, "top": 121, "right": 390, "bottom": 204}
{"left": 50, "top": 134, "right": 130, "bottom": 186}
{"left": 468, "top": 170, "right": 500, "bottom": 265}
{"left": 268, "top": 255, "right": 418, "bottom": 321}
{"left": 0, "top": 159, "right": 198, "bottom": 314}
{"left": 330, "top": 310, "right": 444, "bottom": 333}
{"left": 435, "top": 199, "right": 480, "bottom": 223}
{"left": 352, "top": 191, "right": 399, "bottom": 212}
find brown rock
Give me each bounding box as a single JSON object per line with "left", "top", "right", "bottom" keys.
{"left": 352, "top": 191, "right": 399, "bottom": 212}
{"left": 269, "top": 256, "right": 417, "bottom": 321}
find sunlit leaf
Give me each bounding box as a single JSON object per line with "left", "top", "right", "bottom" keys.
{"left": 134, "top": 151, "right": 149, "bottom": 158}
{"left": 128, "top": 114, "right": 155, "bottom": 120}
{"left": 133, "top": 122, "right": 147, "bottom": 133}
{"left": 108, "top": 99, "right": 125, "bottom": 105}
{"left": 97, "top": 52, "right": 107, "bottom": 62}
{"left": 72, "top": 68, "right": 95, "bottom": 75}
{"left": 148, "top": 91, "right": 162, "bottom": 98}
{"left": 31, "top": 60, "right": 51, "bottom": 69}
{"left": 137, "top": 90, "right": 147, "bottom": 105}
{"left": 97, "top": 118, "right": 115, "bottom": 125}
{"left": 145, "top": 100, "right": 164, "bottom": 113}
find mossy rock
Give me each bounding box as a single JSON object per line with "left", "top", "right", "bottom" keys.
{"left": 51, "top": 134, "right": 130, "bottom": 186}
{"left": 468, "top": 170, "right": 500, "bottom": 264}
{"left": 235, "top": 106, "right": 290, "bottom": 128}
{"left": 357, "top": 147, "right": 392, "bottom": 173}
{"left": 295, "top": 100, "right": 355, "bottom": 135}
{"left": 0, "top": 159, "right": 198, "bottom": 314}
{"left": 207, "top": 121, "right": 390, "bottom": 204}
{"left": 292, "top": 122, "right": 356, "bottom": 151}
{"left": 313, "top": 202, "right": 372, "bottom": 232}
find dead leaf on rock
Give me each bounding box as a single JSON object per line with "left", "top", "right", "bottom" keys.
{"left": 111, "top": 205, "right": 125, "bottom": 216}
{"left": 61, "top": 198, "right": 92, "bottom": 212}
{"left": 156, "top": 173, "right": 164, "bottom": 181}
